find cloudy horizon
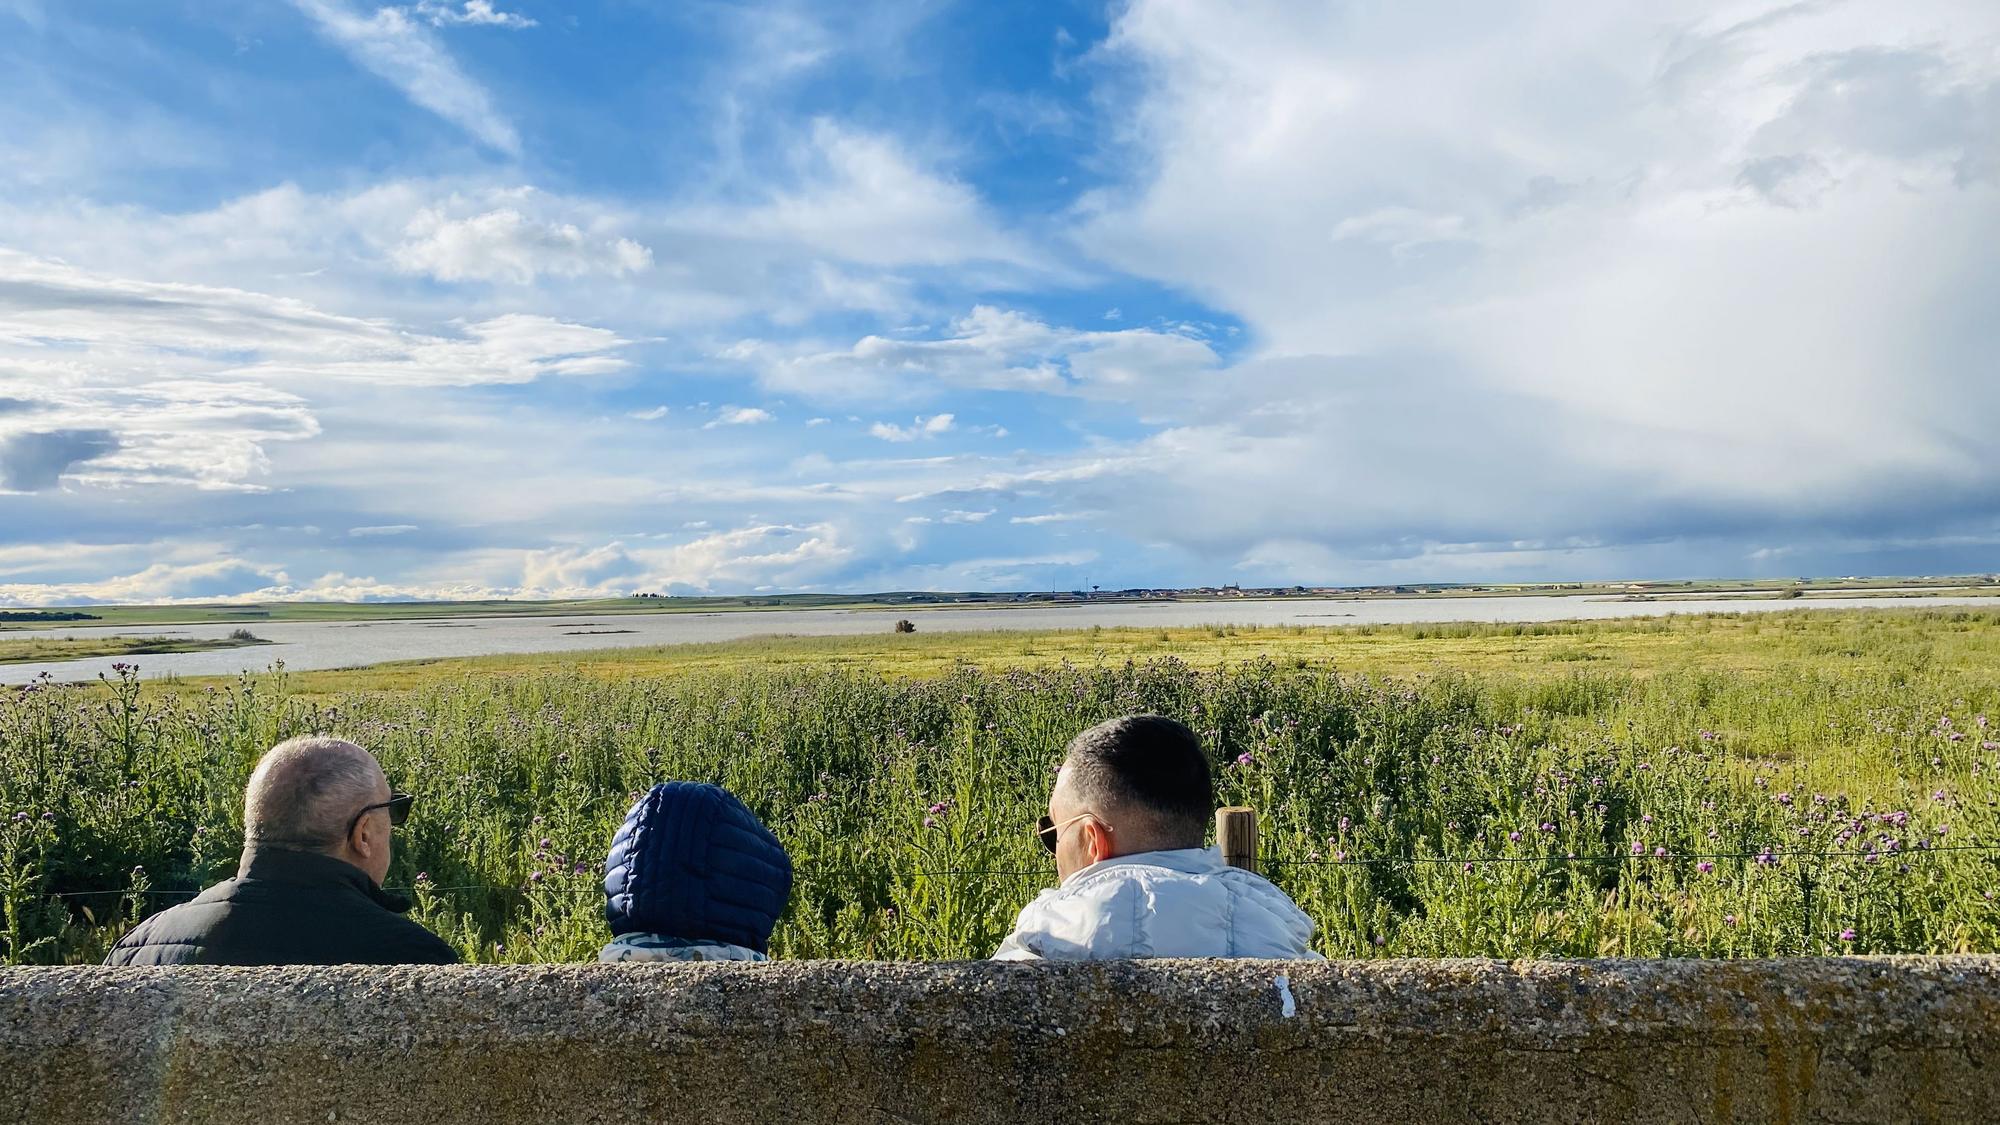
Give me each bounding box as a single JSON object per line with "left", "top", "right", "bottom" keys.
{"left": 2, "top": 1, "right": 1997, "bottom": 605}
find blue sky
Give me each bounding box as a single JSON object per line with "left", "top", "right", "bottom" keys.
{"left": 2, "top": 0, "right": 1998, "bottom": 603}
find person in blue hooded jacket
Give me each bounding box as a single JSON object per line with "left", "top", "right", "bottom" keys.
{"left": 599, "top": 782, "right": 793, "bottom": 962}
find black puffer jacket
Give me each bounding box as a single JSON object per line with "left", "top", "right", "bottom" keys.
{"left": 104, "top": 847, "right": 459, "bottom": 966}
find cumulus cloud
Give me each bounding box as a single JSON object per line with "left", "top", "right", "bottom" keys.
{"left": 704, "top": 406, "right": 774, "bottom": 428}
{"left": 410, "top": 1, "right": 534, "bottom": 29}
{"left": 520, "top": 523, "right": 852, "bottom": 596}
{"left": 291, "top": 0, "right": 521, "bottom": 155}
{"left": 998, "top": 0, "right": 2000, "bottom": 575}
{"left": 392, "top": 206, "right": 653, "bottom": 284}
{"left": 868, "top": 413, "right": 955, "bottom": 441}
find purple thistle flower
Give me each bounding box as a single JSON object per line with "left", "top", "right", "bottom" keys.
{"left": 1839, "top": 928, "right": 1857, "bottom": 942}
{"left": 1697, "top": 861, "right": 1714, "bottom": 873}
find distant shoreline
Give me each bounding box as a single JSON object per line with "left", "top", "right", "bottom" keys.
{"left": 2, "top": 574, "right": 1993, "bottom": 631}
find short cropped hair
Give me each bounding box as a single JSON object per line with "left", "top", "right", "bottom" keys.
{"left": 243, "top": 736, "right": 383, "bottom": 852}
{"left": 1061, "top": 715, "right": 1212, "bottom": 847}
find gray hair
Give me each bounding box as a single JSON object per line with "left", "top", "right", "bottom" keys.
{"left": 1062, "top": 715, "right": 1212, "bottom": 850}
{"left": 243, "top": 736, "right": 384, "bottom": 852}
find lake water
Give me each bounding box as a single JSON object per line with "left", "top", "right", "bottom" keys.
{"left": 3, "top": 593, "right": 1990, "bottom": 685}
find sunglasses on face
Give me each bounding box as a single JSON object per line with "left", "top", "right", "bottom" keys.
{"left": 347, "top": 792, "right": 414, "bottom": 837}
{"left": 1036, "top": 811, "right": 1096, "bottom": 854}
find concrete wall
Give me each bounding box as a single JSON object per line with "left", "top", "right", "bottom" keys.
{"left": 3, "top": 957, "right": 1997, "bottom": 1125}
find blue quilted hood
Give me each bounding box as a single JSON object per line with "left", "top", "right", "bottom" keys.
{"left": 602, "top": 782, "right": 793, "bottom": 952}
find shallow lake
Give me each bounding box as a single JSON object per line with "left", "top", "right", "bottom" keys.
{"left": 3, "top": 593, "right": 1990, "bottom": 684}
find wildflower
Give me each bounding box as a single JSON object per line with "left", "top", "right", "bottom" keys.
{"left": 1723, "top": 914, "right": 1738, "bottom": 927}
{"left": 1337, "top": 816, "right": 1351, "bottom": 832}
{"left": 1630, "top": 841, "right": 1645, "bottom": 856}
{"left": 528, "top": 871, "right": 543, "bottom": 883}
{"left": 1654, "top": 846, "right": 1669, "bottom": 857}
{"left": 922, "top": 816, "right": 937, "bottom": 829}
{"left": 1332, "top": 850, "right": 1346, "bottom": 862}
{"left": 1462, "top": 862, "right": 1474, "bottom": 873}
{"left": 1756, "top": 849, "right": 1778, "bottom": 866}
{"left": 1937, "top": 825, "right": 1949, "bottom": 837}
{"left": 1539, "top": 822, "right": 1556, "bottom": 834}
{"left": 1773, "top": 792, "right": 1793, "bottom": 807}
{"left": 1507, "top": 831, "right": 1522, "bottom": 843}
{"left": 1839, "top": 928, "right": 1857, "bottom": 942}
{"left": 1697, "top": 861, "right": 1714, "bottom": 874}
{"left": 1234, "top": 751, "right": 1256, "bottom": 767}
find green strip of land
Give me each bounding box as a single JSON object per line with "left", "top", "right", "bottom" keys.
{"left": 0, "top": 633, "right": 269, "bottom": 667}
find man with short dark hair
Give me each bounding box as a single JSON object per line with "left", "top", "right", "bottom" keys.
{"left": 105, "top": 736, "right": 457, "bottom": 966}
{"left": 993, "top": 715, "right": 1321, "bottom": 960}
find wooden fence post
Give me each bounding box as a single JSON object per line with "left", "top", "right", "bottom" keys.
{"left": 1217, "top": 806, "right": 1259, "bottom": 873}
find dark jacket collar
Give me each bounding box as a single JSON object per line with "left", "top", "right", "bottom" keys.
{"left": 236, "top": 847, "right": 413, "bottom": 914}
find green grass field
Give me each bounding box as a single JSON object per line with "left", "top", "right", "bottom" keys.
{"left": 4, "top": 607, "right": 1998, "bottom": 964}
{"left": 0, "top": 633, "right": 268, "bottom": 667}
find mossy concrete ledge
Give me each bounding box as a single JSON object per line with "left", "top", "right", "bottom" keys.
{"left": 3, "top": 957, "right": 1998, "bottom": 1124}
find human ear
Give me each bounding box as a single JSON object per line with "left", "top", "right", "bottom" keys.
{"left": 1085, "top": 820, "right": 1113, "bottom": 864}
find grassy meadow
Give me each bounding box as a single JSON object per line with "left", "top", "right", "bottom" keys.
{"left": 0, "top": 632, "right": 268, "bottom": 667}
{"left": 3, "top": 607, "right": 1999, "bottom": 964}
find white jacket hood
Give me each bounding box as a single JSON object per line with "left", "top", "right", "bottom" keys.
{"left": 991, "top": 847, "right": 1324, "bottom": 961}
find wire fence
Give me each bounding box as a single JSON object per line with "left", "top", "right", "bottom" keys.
{"left": 36, "top": 839, "right": 2000, "bottom": 901}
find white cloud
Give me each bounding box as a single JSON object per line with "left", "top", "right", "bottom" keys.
{"left": 348, "top": 524, "right": 419, "bottom": 537}
{"left": 393, "top": 206, "right": 652, "bottom": 284}
{"left": 703, "top": 406, "right": 775, "bottom": 429}
{"left": 411, "top": 1, "right": 535, "bottom": 29}
{"left": 940, "top": 508, "right": 992, "bottom": 524}
{"left": 732, "top": 306, "right": 1220, "bottom": 402}
{"left": 1010, "top": 512, "right": 1088, "bottom": 525}
{"left": 629, "top": 405, "right": 671, "bottom": 421}
{"left": 291, "top": 0, "right": 522, "bottom": 155}
{"left": 868, "top": 412, "right": 955, "bottom": 441}
{"left": 715, "top": 121, "right": 1040, "bottom": 269}
{"left": 520, "top": 523, "right": 852, "bottom": 596}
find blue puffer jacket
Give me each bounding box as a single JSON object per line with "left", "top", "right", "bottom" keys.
{"left": 602, "top": 782, "right": 793, "bottom": 954}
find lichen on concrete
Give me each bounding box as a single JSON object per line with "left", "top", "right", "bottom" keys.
{"left": 3, "top": 957, "right": 1998, "bottom": 1123}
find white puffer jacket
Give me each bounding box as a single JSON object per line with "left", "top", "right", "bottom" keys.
{"left": 991, "top": 847, "right": 1324, "bottom": 961}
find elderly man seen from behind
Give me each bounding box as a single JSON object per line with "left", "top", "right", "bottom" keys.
{"left": 993, "top": 715, "right": 1322, "bottom": 961}
{"left": 105, "top": 735, "right": 457, "bottom": 966}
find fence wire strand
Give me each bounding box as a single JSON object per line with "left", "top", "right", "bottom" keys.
{"left": 36, "top": 840, "right": 2000, "bottom": 900}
